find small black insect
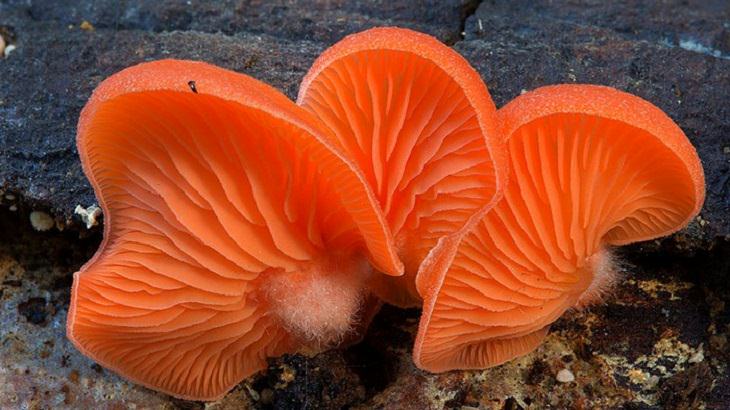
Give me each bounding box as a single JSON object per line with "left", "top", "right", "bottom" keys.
{"left": 188, "top": 80, "right": 198, "bottom": 94}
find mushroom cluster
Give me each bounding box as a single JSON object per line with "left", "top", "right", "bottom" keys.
{"left": 67, "top": 27, "right": 705, "bottom": 400}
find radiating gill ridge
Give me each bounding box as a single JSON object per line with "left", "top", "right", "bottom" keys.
{"left": 300, "top": 49, "right": 498, "bottom": 305}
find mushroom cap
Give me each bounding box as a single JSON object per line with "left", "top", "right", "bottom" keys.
{"left": 298, "top": 27, "right": 508, "bottom": 307}
{"left": 414, "top": 84, "right": 705, "bottom": 372}
{"left": 68, "top": 59, "right": 402, "bottom": 400}
{"left": 498, "top": 84, "right": 705, "bottom": 243}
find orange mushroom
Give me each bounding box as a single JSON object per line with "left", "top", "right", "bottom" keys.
{"left": 67, "top": 59, "right": 404, "bottom": 400}
{"left": 298, "top": 27, "right": 508, "bottom": 308}
{"left": 413, "top": 84, "right": 705, "bottom": 372}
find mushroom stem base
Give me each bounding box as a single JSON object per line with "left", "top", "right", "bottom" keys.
{"left": 575, "top": 247, "right": 621, "bottom": 309}
{"left": 262, "top": 257, "right": 372, "bottom": 349}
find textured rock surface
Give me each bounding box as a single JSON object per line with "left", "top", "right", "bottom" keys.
{"left": 0, "top": 0, "right": 728, "bottom": 409}
{"left": 25, "top": 0, "right": 467, "bottom": 43}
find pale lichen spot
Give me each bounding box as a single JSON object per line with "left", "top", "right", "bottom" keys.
{"left": 29, "top": 211, "right": 54, "bottom": 232}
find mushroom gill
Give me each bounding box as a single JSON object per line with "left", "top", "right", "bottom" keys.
{"left": 413, "top": 84, "right": 705, "bottom": 372}
{"left": 67, "top": 60, "right": 402, "bottom": 401}
{"left": 298, "top": 27, "right": 508, "bottom": 308}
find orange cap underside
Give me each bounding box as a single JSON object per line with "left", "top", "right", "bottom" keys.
{"left": 69, "top": 59, "right": 406, "bottom": 400}
{"left": 414, "top": 85, "right": 704, "bottom": 372}
{"left": 298, "top": 27, "right": 507, "bottom": 308}
{"left": 78, "top": 59, "right": 403, "bottom": 278}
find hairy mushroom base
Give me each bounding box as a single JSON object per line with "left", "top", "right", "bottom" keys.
{"left": 261, "top": 257, "right": 374, "bottom": 348}
{"left": 574, "top": 247, "right": 622, "bottom": 309}
{"left": 414, "top": 105, "right": 703, "bottom": 372}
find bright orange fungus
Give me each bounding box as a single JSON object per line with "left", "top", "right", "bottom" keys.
{"left": 67, "top": 27, "right": 705, "bottom": 400}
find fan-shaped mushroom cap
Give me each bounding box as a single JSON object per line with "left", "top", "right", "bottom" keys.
{"left": 298, "top": 27, "right": 508, "bottom": 307}
{"left": 68, "top": 60, "right": 403, "bottom": 400}
{"left": 414, "top": 84, "right": 705, "bottom": 372}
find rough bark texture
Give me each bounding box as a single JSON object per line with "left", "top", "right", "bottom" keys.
{"left": 0, "top": 1, "right": 728, "bottom": 409}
